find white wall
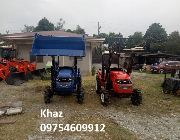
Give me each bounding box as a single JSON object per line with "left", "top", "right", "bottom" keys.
{"left": 16, "top": 44, "right": 92, "bottom": 75}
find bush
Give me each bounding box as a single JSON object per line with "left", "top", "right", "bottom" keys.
{"left": 91, "top": 66, "right": 96, "bottom": 76}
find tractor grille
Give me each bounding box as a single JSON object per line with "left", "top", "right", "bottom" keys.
{"left": 56, "top": 78, "right": 73, "bottom": 88}
{"left": 56, "top": 77, "right": 73, "bottom": 82}
{"left": 119, "top": 86, "right": 131, "bottom": 89}
{"left": 116, "top": 79, "right": 132, "bottom": 84}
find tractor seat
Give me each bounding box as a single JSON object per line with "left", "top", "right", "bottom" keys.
{"left": 110, "top": 67, "right": 123, "bottom": 71}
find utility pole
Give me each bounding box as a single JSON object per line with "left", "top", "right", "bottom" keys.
{"left": 98, "top": 22, "right": 101, "bottom": 36}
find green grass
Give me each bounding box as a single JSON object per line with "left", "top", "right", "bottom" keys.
{"left": 132, "top": 73, "right": 180, "bottom": 115}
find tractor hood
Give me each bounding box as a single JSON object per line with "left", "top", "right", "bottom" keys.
{"left": 110, "top": 71, "right": 130, "bottom": 80}
{"left": 57, "top": 68, "right": 73, "bottom": 78}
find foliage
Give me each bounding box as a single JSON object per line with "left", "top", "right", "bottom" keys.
{"left": 93, "top": 33, "right": 108, "bottom": 39}
{"left": 21, "top": 25, "right": 35, "bottom": 32}
{"left": 91, "top": 66, "right": 96, "bottom": 76}
{"left": 126, "top": 32, "right": 144, "bottom": 48}
{"left": 107, "top": 32, "right": 123, "bottom": 46}
{"left": 73, "top": 25, "right": 85, "bottom": 34}
{"left": 94, "top": 32, "right": 124, "bottom": 46}
{"left": 93, "top": 32, "right": 125, "bottom": 53}
{"left": 164, "top": 31, "right": 180, "bottom": 55}
{"left": 66, "top": 25, "right": 85, "bottom": 34}
{"left": 144, "top": 23, "right": 167, "bottom": 51}
{"left": 54, "top": 18, "right": 65, "bottom": 31}
{"left": 66, "top": 29, "right": 73, "bottom": 32}
{"left": 34, "top": 17, "right": 54, "bottom": 31}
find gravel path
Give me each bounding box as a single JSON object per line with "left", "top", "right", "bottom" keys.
{"left": 102, "top": 108, "right": 180, "bottom": 140}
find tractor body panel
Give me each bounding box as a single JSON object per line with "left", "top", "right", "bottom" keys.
{"left": 0, "top": 63, "right": 10, "bottom": 80}
{"left": 55, "top": 67, "right": 76, "bottom": 93}
{"left": 97, "top": 69, "right": 133, "bottom": 95}
{"left": 19, "top": 60, "right": 36, "bottom": 72}
{"left": 110, "top": 71, "right": 133, "bottom": 94}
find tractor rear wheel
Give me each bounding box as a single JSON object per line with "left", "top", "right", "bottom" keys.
{"left": 131, "top": 89, "right": 142, "bottom": 106}
{"left": 44, "top": 86, "right": 53, "bottom": 104}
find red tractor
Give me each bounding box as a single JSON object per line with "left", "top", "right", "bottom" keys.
{"left": 16, "top": 60, "right": 36, "bottom": 79}
{"left": 0, "top": 63, "right": 10, "bottom": 81}
{"left": 0, "top": 47, "right": 36, "bottom": 84}
{"left": 96, "top": 50, "right": 142, "bottom": 106}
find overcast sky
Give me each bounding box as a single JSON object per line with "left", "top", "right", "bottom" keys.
{"left": 0, "top": 0, "right": 180, "bottom": 37}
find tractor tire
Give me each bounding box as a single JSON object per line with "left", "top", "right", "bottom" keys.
{"left": 100, "top": 91, "right": 109, "bottom": 106}
{"left": 44, "top": 86, "right": 53, "bottom": 104}
{"left": 5, "top": 74, "right": 15, "bottom": 85}
{"left": 131, "top": 89, "right": 142, "bottom": 106}
{"left": 27, "top": 71, "right": 33, "bottom": 80}
{"left": 96, "top": 78, "right": 101, "bottom": 94}
{"left": 172, "top": 90, "right": 177, "bottom": 96}
{"left": 24, "top": 73, "right": 29, "bottom": 81}
{"left": 77, "top": 87, "right": 84, "bottom": 104}
{"left": 163, "top": 88, "right": 170, "bottom": 94}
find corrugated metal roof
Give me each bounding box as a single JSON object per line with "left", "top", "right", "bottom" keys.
{"left": 0, "top": 30, "right": 105, "bottom": 43}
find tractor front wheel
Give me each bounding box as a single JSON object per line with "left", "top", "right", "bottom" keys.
{"left": 163, "top": 88, "right": 170, "bottom": 94}
{"left": 44, "top": 86, "right": 53, "bottom": 104}
{"left": 131, "top": 89, "right": 142, "bottom": 106}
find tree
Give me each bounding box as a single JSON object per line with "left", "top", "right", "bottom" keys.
{"left": 127, "top": 32, "right": 143, "bottom": 48}
{"left": 93, "top": 33, "right": 108, "bottom": 39}
{"left": 66, "top": 25, "right": 85, "bottom": 34}
{"left": 55, "top": 18, "right": 65, "bottom": 31}
{"left": 21, "top": 25, "right": 35, "bottom": 32}
{"left": 144, "top": 23, "right": 167, "bottom": 43}
{"left": 93, "top": 32, "right": 124, "bottom": 48}
{"left": 106, "top": 32, "right": 124, "bottom": 51}
{"left": 168, "top": 31, "right": 180, "bottom": 40}
{"left": 164, "top": 31, "right": 180, "bottom": 55}
{"left": 34, "top": 17, "right": 54, "bottom": 31}
{"left": 73, "top": 25, "right": 85, "bottom": 34}
{"left": 6, "top": 30, "right": 9, "bottom": 34}
{"left": 66, "top": 29, "right": 73, "bottom": 33}
{"left": 144, "top": 23, "right": 167, "bottom": 52}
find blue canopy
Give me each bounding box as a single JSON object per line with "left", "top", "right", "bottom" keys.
{"left": 31, "top": 34, "right": 86, "bottom": 57}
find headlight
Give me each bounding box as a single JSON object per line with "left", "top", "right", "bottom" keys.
{"left": 116, "top": 79, "right": 132, "bottom": 84}
{"left": 116, "top": 79, "right": 121, "bottom": 84}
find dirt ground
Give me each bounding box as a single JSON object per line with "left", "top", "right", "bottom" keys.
{"left": 0, "top": 72, "right": 179, "bottom": 140}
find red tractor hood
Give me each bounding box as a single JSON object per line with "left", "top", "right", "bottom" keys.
{"left": 110, "top": 71, "right": 130, "bottom": 80}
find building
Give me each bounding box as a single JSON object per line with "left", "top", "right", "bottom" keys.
{"left": 0, "top": 31, "right": 104, "bottom": 75}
